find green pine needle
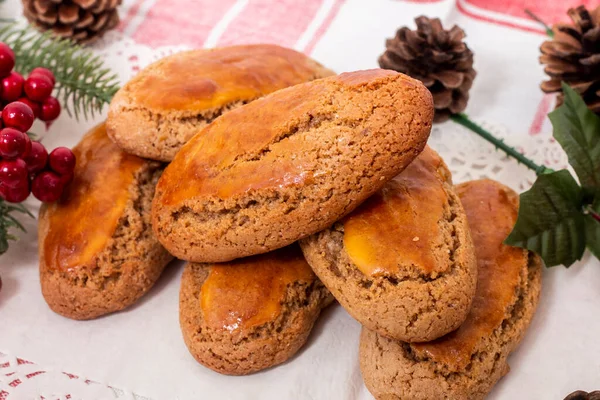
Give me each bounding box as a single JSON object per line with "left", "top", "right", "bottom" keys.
{"left": 0, "top": 22, "right": 120, "bottom": 120}
{"left": 0, "top": 199, "right": 34, "bottom": 256}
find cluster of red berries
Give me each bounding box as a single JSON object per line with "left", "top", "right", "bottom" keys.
{"left": 0, "top": 42, "right": 74, "bottom": 204}
{"left": 0, "top": 42, "right": 61, "bottom": 124}
{"left": 0, "top": 101, "right": 75, "bottom": 203}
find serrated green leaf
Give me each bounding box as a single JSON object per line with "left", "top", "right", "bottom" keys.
{"left": 548, "top": 83, "right": 600, "bottom": 194}
{"left": 585, "top": 200, "right": 600, "bottom": 259}
{"left": 505, "top": 169, "right": 586, "bottom": 267}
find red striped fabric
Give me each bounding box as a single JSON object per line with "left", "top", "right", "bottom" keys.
{"left": 304, "top": 0, "right": 345, "bottom": 54}
{"left": 216, "top": 0, "right": 323, "bottom": 48}
{"left": 529, "top": 94, "right": 554, "bottom": 135}
{"left": 119, "top": 0, "right": 345, "bottom": 54}
{"left": 132, "top": 0, "right": 238, "bottom": 47}
{"left": 464, "top": 0, "right": 598, "bottom": 25}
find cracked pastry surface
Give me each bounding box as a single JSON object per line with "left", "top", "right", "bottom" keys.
{"left": 359, "top": 179, "right": 542, "bottom": 400}
{"left": 179, "top": 244, "right": 333, "bottom": 375}
{"left": 300, "top": 147, "right": 477, "bottom": 342}
{"left": 106, "top": 44, "right": 334, "bottom": 161}
{"left": 152, "top": 69, "right": 434, "bottom": 263}
{"left": 38, "top": 123, "right": 173, "bottom": 320}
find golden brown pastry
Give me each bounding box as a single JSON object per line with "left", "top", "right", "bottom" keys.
{"left": 179, "top": 244, "right": 333, "bottom": 375}
{"left": 152, "top": 69, "right": 434, "bottom": 263}
{"left": 300, "top": 147, "right": 477, "bottom": 342}
{"left": 359, "top": 179, "right": 542, "bottom": 400}
{"left": 106, "top": 44, "right": 334, "bottom": 161}
{"left": 38, "top": 123, "right": 173, "bottom": 320}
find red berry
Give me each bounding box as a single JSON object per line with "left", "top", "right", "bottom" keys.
{"left": 0, "top": 43, "right": 15, "bottom": 79}
{"left": 2, "top": 179, "right": 30, "bottom": 203}
{"left": 0, "top": 158, "right": 28, "bottom": 188}
{"left": 23, "top": 141, "right": 48, "bottom": 173}
{"left": 49, "top": 147, "right": 76, "bottom": 175}
{"left": 29, "top": 67, "right": 55, "bottom": 85}
{"left": 22, "top": 135, "right": 32, "bottom": 158}
{"left": 2, "top": 101, "right": 34, "bottom": 132}
{"left": 24, "top": 75, "right": 53, "bottom": 102}
{"left": 1, "top": 72, "right": 24, "bottom": 102}
{"left": 59, "top": 171, "right": 74, "bottom": 187}
{"left": 17, "top": 97, "right": 41, "bottom": 119}
{"left": 32, "top": 171, "right": 63, "bottom": 202}
{"left": 0, "top": 128, "right": 29, "bottom": 159}
{"left": 39, "top": 96, "right": 61, "bottom": 122}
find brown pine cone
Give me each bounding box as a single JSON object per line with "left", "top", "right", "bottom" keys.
{"left": 540, "top": 5, "right": 600, "bottom": 114}
{"left": 379, "top": 16, "right": 476, "bottom": 123}
{"left": 565, "top": 390, "right": 600, "bottom": 400}
{"left": 22, "top": 0, "right": 122, "bottom": 45}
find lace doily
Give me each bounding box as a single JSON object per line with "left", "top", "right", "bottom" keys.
{"left": 429, "top": 119, "right": 568, "bottom": 192}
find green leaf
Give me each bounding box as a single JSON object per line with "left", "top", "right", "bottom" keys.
{"left": 585, "top": 200, "right": 600, "bottom": 259}
{"left": 505, "top": 169, "right": 586, "bottom": 267}
{"left": 548, "top": 83, "right": 600, "bottom": 194}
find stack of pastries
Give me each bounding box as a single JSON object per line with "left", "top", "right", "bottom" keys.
{"left": 37, "top": 44, "right": 541, "bottom": 399}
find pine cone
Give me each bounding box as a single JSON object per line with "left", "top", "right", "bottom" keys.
{"left": 22, "top": 0, "right": 122, "bottom": 45}
{"left": 565, "top": 390, "right": 600, "bottom": 400}
{"left": 540, "top": 5, "right": 600, "bottom": 114}
{"left": 379, "top": 16, "right": 476, "bottom": 123}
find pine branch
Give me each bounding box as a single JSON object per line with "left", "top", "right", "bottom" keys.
{"left": 450, "top": 113, "right": 552, "bottom": 176}
{"left": 0, "top": 199, "right": 34, "bottom": 256}
{"left": 524, "top": 9, "right": 554, "bottom": 37}
{"left": 0, "top": 22, "right": 120, "bottom": 120}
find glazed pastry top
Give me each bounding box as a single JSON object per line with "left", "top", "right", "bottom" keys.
{"left": 343, "top": 147, "right": 452, "bottom": 277}
{"left": 42, "top": 123, "right": 147, "bottom": 272}
{"left": 155, "top": 69, "right": 421, "bottom": 207}
{"left": 201, "top": 245, "right": 316, "bottom": 333}
{"left": 412, "top": 179, "right": 527, "bottom": 371}
{"left": 119, "top": 44, "right": 334, "bottom": 113}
